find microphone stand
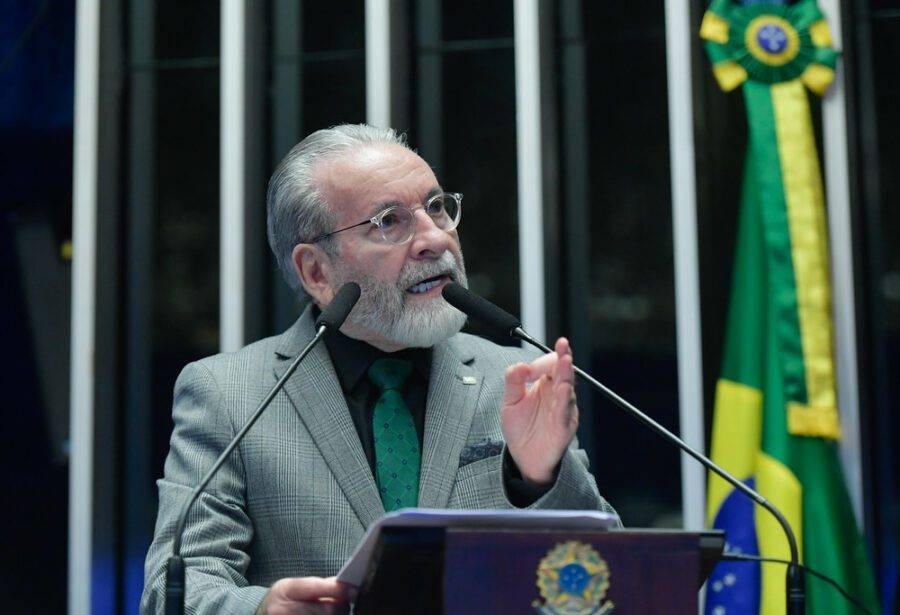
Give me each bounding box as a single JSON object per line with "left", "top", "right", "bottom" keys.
{"left": 512, "top": 327, "right": 805, "bottom": 615}
{"left": 165, "top": 324, "right": 328, "bottom": 615}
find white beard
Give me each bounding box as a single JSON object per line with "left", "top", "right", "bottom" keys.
{"left": 332, "top": 250, "right": 468, "bottom": 348}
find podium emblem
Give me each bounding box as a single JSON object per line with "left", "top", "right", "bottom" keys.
{"left": 532, "top": 541, "right": 614, "bottom": 614}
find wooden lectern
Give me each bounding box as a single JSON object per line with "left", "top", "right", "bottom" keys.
{"left": 354, "top": 527, "right": 724, "bottom": 614}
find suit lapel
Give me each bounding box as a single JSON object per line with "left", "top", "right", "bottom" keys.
{"left": 273, "top": 310, "right": 385, "bottom": 528}
{"left": 418, "top": 337, "right": 483, "bottom": 508}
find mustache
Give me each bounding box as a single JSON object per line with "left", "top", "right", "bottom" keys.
{"left": 397, "top": 251, "right": 463, "bottom": 290}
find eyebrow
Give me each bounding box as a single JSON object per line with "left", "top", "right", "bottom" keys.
{"left": 366, "top": 186, "right": 443, "bottom": 218}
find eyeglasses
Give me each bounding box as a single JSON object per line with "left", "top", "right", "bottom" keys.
{"left": 311, "top": 191, "right": 463, "bottom": 245}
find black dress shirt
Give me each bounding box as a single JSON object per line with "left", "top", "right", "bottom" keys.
{"left": 323, "top": 327, "right": 431, "bottom": 472}
{"left": 320, "top": 322, "right": 552, "bottom": 507}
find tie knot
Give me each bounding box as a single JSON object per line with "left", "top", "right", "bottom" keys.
{"left": 367, "top": 357, "right": 412, "bottom": 393}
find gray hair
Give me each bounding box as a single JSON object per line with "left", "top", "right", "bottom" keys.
{"left": 266, "top": 123, "right": 409, "bottom": 297}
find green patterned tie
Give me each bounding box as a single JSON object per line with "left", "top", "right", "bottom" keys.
{"left": 368, "top": 357, "right": 419, "bottom": 512}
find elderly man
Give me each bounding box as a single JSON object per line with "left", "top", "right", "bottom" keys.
{"left": 141, "top": 124, "right": 617, "bottom": 614}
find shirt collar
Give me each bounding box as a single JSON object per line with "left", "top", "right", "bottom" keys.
{"left": 314, "top": 306, "right": 433, "bottom": 392}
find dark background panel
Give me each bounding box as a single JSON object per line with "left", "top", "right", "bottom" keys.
{"left": 578, "top": 0, "right": 682, "bottom": 527}
{"left": 871, "top": 1, "right": 900, "bottom": 13}
{"left": 154, "top": 2, "right": 220, "bottom": 61}
{"left": 0, "top": 0, "right": 75, "bottom": 611}
{"left": 302, "top": 0, "right": 365, "bottom": 52}
{"left": 868, "top": 9, "right": 900, "bottom": 611}
{"left": 440, "top": 48, "right": 520, "bottom": 328}
{"left": 301, "top": 59, "right": 367, "bottom": 134}
{"left": 441, "top": 0, "right": 514, "bottom": 41}
{"left": 150, "top": 66, "right": 222, "bottom": 476}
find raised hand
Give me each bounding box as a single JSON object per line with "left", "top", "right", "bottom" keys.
{"left": 500, "top": 337, "right": 579, "bottom": 485}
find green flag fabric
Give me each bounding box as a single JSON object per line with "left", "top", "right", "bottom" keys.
{"left": 700, "top": 1, "right": 881, "bottom": 613}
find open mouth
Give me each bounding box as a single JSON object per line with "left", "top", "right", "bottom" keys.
{"left": 406, "top": 273, "right": 452, "bottom": 295}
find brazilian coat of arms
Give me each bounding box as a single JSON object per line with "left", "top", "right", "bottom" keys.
{"left": 531, "top": 541, "right": 613, "bottom": 615}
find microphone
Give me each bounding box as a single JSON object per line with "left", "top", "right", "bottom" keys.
{"left": 165, "top": 282, "right": 361, "bottom": 615}
{"left": 442, "top": 281, "right": 521, "bottom": 337}
{"left": 315, "top": 282, "right": 362, "bottom": 329}
{"left": 442, "top": 282, "right": 805, "bottom": 615}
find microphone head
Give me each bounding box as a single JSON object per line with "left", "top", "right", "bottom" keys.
{"left": 315, "top": 282, "right": 361, "bottom": 330}
{"left": 442, "top": 282, "right": 521, "bottom": 338}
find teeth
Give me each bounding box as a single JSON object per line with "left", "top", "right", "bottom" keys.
{"left": 409, "top": 277, "right": 443, "bottom": 294}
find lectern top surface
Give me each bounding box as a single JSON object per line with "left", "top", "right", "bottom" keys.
{"left": 338, "top": 508, "right": 619, "bottom": 585}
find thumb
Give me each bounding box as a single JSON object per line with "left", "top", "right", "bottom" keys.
{"left": 276, "top": 577, "right": 357, "bottom": 603}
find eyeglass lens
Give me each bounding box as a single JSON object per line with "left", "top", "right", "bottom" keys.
{"left": 379, "top": 194, "right": 461, "bottom": 244}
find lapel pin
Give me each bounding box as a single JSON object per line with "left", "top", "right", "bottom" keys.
{"left": 461, "top": 376, "right": 477, "bottom": 385}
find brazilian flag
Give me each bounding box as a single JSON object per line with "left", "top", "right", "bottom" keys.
{"left": 700, "top": 1, "right": 881, "bottom": 613}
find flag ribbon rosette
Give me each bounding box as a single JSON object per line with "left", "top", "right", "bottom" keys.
{"left": 700, "top": 0, "right": 839, "bottom": 94}
{"left": 700, "top": 1, "right": 882, "bottom": 613}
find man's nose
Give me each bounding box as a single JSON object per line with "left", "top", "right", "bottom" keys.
{"left": 408, "top": 209, "right": 453, "bottom": 258}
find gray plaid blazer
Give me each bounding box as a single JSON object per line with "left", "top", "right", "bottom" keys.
{"left": 141, "top": 306, "right": 617, "bottom": 614}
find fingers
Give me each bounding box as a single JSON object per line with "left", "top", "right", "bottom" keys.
{"left": 276, "top": 577, "right": 358, "bottom": 603}
{"left": 553, "top": 338, "right": 575, "bottom": 387}
{"left": 553, "top": 372, "right": 577, "bottom": 416}
{"left": 503, "top": 363, "right": 531, "bottom": 406}
{"left": 552, "top": 338, "right": 577, "bottom": 424}
{"left": 504, "top": 338, "right": 576, "bottom": 407}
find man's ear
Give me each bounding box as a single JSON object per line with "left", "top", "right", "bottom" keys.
{"left": 291, "top": 243, "right": 336, "bottom": 305}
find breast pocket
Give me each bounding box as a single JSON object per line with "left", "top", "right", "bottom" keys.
{"left": 447, "top": 452, "right": 506, "bottom": 509}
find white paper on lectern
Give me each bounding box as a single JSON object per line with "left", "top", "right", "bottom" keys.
{"left": 336, "top": 508, "right": 619, "bottom": 586}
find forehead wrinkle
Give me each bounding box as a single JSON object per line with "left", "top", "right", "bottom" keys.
{"left": 317, "top": 145, "right": 440, "bottom": 225}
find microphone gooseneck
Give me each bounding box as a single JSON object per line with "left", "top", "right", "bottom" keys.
{"left": 441, "top": 282, "right": 805, "bottom": 615}
{"left": 165, "top": 282, "right": 360, "bottom": 615}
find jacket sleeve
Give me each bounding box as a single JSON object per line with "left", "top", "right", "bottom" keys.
{"left": 141, "top": 362, "right": 268, "bottom": 615}
{"left": 453, "top": 341, "right": 621, "bottom": 524}
{"left": 447, "top": 435, "right": 621, "bottom": 526}
{"left": 518, "top": 437, "right": 621, "bottom": 524}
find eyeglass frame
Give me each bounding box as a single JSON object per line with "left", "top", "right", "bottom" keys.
{"left": 309, "top": 191, "right": 463, "bottom": 245}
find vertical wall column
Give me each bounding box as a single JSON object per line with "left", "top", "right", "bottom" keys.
{"left": 558, "top": 0, "right": 596, "bottom": 464}
{"left": 220, "top": 0, "right": 266, "bottom": 350}
{"left": 270, "top": 0, "right": 305, "bottom": 333}
{"left": 819, "top": 0, "right": 864, "bottom": 527}
{"left": 221, "top": 0, "right": 247, "bottom": 352}
{"left": 123, "top": 1, "right": 155, "bottom": 609}
{"left": 70, "top": 1, "right": 100, "bottom": 613}
{"left": 664, "top": 0, "right": 706, "bottom": 533}
{"left": 513, "top": 0, "right": 546, "bottom": 342}
{"left": 366, "top": 0, "right": 391, "bottom": 128}
{"left": 416, "top": 0, "right": 442, "bottom": 170}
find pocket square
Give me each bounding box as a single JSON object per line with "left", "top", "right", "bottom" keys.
{"left": 458, "top": 440, "right": 504, "bottom": 468}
